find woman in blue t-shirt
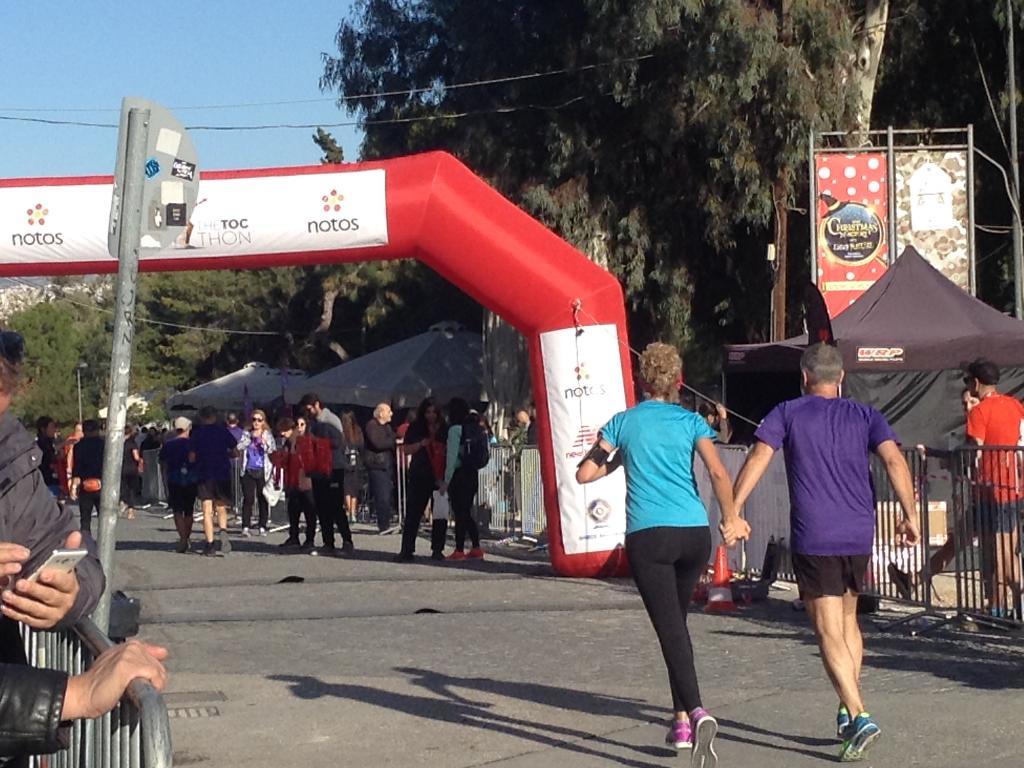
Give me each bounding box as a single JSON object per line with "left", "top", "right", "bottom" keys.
{"left": 577, "top": 342, "right": 749, "bottom": 764}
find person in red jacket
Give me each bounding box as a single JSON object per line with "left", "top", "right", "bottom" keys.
{"left": 275, "top": 416, "right": 318, "bottom": 552}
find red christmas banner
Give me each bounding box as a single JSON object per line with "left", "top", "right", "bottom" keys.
{"left": 815, "top": 152, "right": 889, "bottom": 317}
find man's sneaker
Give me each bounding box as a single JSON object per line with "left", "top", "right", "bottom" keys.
{"left": 311, "top": 545, "right": 336, "bottom": 557}
{"left": 690, "top": 707, "right": 718, "bottom": 768}
{"left": 242, "top": 528, "right": 251, "bottom": 537}
{"left": 202, "top": 541, "right": 217, "bottom": 557}
{"left": 175, "top": 538, "right": 189, "bottom": 554}
{"left": 836, "top": 705, "right": 851, "bottom": 739}
{"left": 664, "top": 719, "right": 692, "bottom": 750}
{"left": 278, "top": 537, "right": 300, "bottom": 550}
{"left": 430, "top": 551, "right": 446, "bottom": 561}
{"left": 300, "top": 539, "right": 315, "bottom": 551}
{"left": 839, "top": 713, "right": 881, "bottom": 762}
{"left": 341, "top": 541, "right": 355, "bottom": 555}
{"left": 447, "top": 550, "right": 468, "bottom": 561}
{"left": 467, "top": 547, "right": 485, "bottom": 560}
{"left": 219, "top": 530, "right": 232, "bottom": 554}
{"left": 259, "top": 527, "right": 268, "bottom": 537}
{"left": 392, "top": 552, "right": 414, "bottom": 563}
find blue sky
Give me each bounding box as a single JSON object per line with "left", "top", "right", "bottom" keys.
{"left": 0, "top": 1, "right": 363, "bottom": 179}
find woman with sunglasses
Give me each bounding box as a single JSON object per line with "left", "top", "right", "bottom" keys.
{"left": 237, "top": 410, "right": 276, "bottom": 537}
{"left": 394, "top": 397, "right": 447, "bottom": 562}
{"left": 274, "top": 416, "right": 318, "bottom": 551}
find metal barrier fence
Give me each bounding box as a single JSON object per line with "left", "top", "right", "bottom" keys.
{"left": 949, "top": 446, "right": 1024, "bottom": 623}
{"left": 704, "top": 441, "right": 1023, "bottom": 629}
{"left": 21, "top": 619, "right": 173, "bottom": 768}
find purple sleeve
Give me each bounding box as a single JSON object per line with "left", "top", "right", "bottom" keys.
{"left": 600, "top": 411, "right": 625, "bottom": 447}
{"left": 867, "top": 407, "right": 899, "bottom": 450}
{"left": 754, "top": 404, "right": 786, "bottom": 450}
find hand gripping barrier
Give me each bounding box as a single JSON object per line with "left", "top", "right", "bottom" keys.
{"left": 21, "top": 618, "right": 173, "bottom": 768}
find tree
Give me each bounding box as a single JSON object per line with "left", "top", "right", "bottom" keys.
{"left": 322, "top": 0, "right": 861, "bottom": 379}
{"left": 8, "top": 300, "right": 109, "bottom": 425}
{"left": 313, "top": 128, "right": 346, "bottom": 164}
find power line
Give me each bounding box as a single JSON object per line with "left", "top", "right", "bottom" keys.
{"left": 0, "top": 54, "right": 654, "bottom": 115}
{"left": 5, "top": 277, "right": 280, "bottom": 336}
{"left": 0, "top": 94, "right": 592, "bottom": 132}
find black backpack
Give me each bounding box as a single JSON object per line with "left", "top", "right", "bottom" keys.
{"left": 459, "top": 420, "right": 490, "bottom": 471}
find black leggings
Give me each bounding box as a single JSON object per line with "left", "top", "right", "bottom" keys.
{"left": 401, "top": 473, "right": 436, "bottom": 556}
{"left": 625, "top": 525, "right": 711, "bottom": 713}
{"left": 241, "top": 469, "right": 269, "bottom": 529}
{"left": 449, "top": 468, "right": 479, "bottom": 551}
{"left": 287, "top": 488, "right": 317, "bottom": 543}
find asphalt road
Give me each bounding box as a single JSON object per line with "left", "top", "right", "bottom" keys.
{"left": 108, "top": 508, "right": 1024, "bottom": 767}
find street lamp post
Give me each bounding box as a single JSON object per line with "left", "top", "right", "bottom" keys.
{"left": 76, "top": 362, "right": 88, "bottom": 423}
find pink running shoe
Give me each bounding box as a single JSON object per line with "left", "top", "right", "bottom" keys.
{"left": 664, "top": 719, "right": 692, "bottom": 750}
{"left": 690, "top": 707, "right": 719, "bottom": 768}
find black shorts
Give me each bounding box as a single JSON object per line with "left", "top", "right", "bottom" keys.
{"left": 168, "top": 483, "right": 198, "bottom": 516}
{"left": 792, "top": 553, "right": 870, "bottom": 599}
{"left": 197, "top": 478, "right": 234, "bottom": 504}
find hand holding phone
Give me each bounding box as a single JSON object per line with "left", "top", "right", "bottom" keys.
{"left": 24, "top": 548, "right": 88, "bottom": 583}
{"left": 2, "top": 543, "right": 86, "bottom": 629}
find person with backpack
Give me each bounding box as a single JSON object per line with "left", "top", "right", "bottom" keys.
{"left": 441, "top": 397, "right": 487, "bottom": 561}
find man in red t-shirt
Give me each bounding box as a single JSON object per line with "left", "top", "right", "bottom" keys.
{"left": 964, "top": 358, "right": 1024, "bottom": 618}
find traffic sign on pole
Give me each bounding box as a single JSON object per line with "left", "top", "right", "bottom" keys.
{"left": 108, "top": 97, "right": 200, "bottom": 257}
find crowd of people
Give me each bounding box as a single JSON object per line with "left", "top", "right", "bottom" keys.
{"left": 53, "top": 393, "right": 506, "bottom": 563}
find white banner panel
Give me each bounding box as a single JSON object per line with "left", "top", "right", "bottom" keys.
{"left": 540, "top": 324, "right": 627, "bottom": 555}
{"left": 0, "top": 169, "right": 388, "bottom": 265}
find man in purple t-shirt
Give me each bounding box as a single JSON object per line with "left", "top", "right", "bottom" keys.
{"left": 188, "top": 406, "right": 239, "bottom": 557}
{"left": 733, "top": 344, "right": 920, "bottom": 762}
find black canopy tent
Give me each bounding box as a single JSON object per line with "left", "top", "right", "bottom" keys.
{"left": 723, "top": 247, "right": 1024, "bottom": 447}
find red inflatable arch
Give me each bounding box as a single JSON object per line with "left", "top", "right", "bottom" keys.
{"left": 0, "top": 151, "right": 633, "bottom": 577}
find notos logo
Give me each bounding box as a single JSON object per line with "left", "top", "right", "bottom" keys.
{"left": 307, "top": 188, "right": 360, "bottom": 234}
{"left": 12, "top": 203, "right": 64, "bottom": 247}
{"left": 564, "top": 361, "right": 607, "bottom": 399}
{"left": 26, "top": 203, "right": 48, "bottom": 226}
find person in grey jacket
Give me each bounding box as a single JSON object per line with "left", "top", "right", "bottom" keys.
{"left": 0, "top": 328, "right": 107, "bottom": 765}
{"left": 298, "top": 394, "right": 355, "bottom": 556}
{"left": 0, "top": 332, "right": 104, "bottom": 645}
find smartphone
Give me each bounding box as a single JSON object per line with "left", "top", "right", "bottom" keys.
{"left": 24, "top": 548, "right": 88, "bottom": 583}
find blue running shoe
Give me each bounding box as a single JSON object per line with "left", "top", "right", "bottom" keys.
{"left": 836, "top": 705, "right": 851, "bottom": 740}
{"left": 839, "top": 713, "right": 881, "bottom": 762}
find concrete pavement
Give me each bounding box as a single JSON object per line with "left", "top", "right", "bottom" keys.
{"left": 108, "top": 507, "right": 1024, "bottom": 767}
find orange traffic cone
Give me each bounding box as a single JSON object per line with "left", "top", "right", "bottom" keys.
{"left": 705, "top": 544, "right": 737, "bottom": 613}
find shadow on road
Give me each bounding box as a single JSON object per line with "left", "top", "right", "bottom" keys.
{"left": 269, "top": 668, "right": 844, "bottom": 765}
{"left": 709, "top": 605, "right": 1024, "bottom": 691}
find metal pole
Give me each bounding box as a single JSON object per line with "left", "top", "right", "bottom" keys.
{"left": 968, "top": 124, "right": 978, "bottom": 295}
{"left": 1010, "top": 0, "right": 1023, "bottom": 318}
{"left": 93, "top": 107, "right": 149, "bottom": 632}
{"left": 76, "top": 367, "right": 83, "bottom": 424}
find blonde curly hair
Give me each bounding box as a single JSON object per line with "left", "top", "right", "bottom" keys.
{"left": 639, "top": 342, "right": 682, "bottom": 401}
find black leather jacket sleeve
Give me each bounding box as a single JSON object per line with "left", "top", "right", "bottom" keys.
{"left": 0, "top": 664, "right": 69, "bottom": 757}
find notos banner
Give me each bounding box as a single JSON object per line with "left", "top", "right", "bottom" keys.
{"left": 0, "top": 169, "right": 389, "bottom": 265}
{"left": 540, "top": 324, "right": 627, "bottom": 556}
{"left": 814, "top": 152, "right": 890, "bottom": 318}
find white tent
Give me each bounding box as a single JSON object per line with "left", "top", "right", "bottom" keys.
{"left": 287, "top": 323, "right": 483, "bottom": 408}
{"left": 167, "top": 362, "right": 307, "bottom": 412}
